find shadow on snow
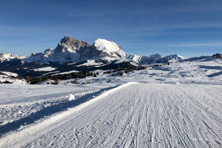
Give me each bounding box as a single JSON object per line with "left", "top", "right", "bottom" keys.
{"left": 207, "top": 71, "right": 222, "bottom": 77}
{"left": 0, "top": 86, "right": 117, "bottom": 137}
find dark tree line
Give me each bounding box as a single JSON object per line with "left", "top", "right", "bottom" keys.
{"left": 26, "top": 65, "right": 147, "bottom": 84}
{"left": 26, "top": 71, "right": 94, "bottom": 84}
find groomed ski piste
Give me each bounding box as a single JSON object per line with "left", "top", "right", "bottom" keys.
{"left": 0, "top": 58, "right": 222, "bottom": 147}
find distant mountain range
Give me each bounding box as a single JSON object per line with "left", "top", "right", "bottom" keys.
{"left": 2, "top": 36, "right": 218, "bottom": 78}
{"left": 1, "top": 36, "right": 185, "bottom": 64}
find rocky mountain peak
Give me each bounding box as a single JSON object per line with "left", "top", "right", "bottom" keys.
{"left": 59, "top": 36, "right": 90, "bottom": 51}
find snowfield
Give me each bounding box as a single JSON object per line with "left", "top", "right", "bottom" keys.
{"left": 0, "top": 83, "right": 115, "bottom": 127}
{"left": 0, "top": 83, "right": 222, "bottom": 147}
{"left": 0, "top": 58, "right": 222, "bottom": 147}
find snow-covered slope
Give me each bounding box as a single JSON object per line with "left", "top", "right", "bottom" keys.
{"left": 0, "top": 57, "right": 222, "bottom": 147}
{"left": 93, "top": 38, "right": 126, "bottom": 59}
{"left": 126, "top": 53, "right": 141, "bottom": 63}
{"left": 0, "top": 83, "right": 222, "bottom": 147}
{"left": 0, "top": 71, "right": 26, "bottom": 84}
{"left": 0, "top": 52, "right": 25, "bottom": 63}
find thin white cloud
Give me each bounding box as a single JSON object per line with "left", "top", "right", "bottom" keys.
{"left": 0, "top": 25, "right": 57, "bottom": 37}
{"left": 133, "top": 1, "right": 222, "bottom": 15}
{"left": 168, "top": 42, "right": 222, "bottom": 47}
{"left": 0, "top": 26, "right": 26, "bottom": 31}
{"left": 98, "top": 22, "right": 222, "bottom": 37}
{"left": 67, "top": 12, "right": 104, "bottom": 17}
{"left": 0, "top": 26, "right": 29, "bottom": 37}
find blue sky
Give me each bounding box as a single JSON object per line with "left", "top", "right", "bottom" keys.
{"left": 0, "top": 0, "right": 222, "bottom": 58}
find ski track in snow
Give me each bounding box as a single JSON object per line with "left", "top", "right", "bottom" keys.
{"left": 0, "top": 83, "right": 222, "bottom": 148}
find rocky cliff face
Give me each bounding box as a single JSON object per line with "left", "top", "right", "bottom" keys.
{"left": 56, "top": 36, "right": 90, "bottom": 52}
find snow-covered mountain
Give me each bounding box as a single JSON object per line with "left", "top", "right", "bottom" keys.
{"left": 25, "top": 36, "right": 128, "bottom": 64}
{"left": 0, "top": 52, "right": 25, "bottom": 63}
{"left": 138, "top": 54, "right": 184, "bottom": 65}
{"left": 161, "top": 54, "right": 185, "bottom": 63}
{"left": 139, "top": 54, "right": 162, "bottom": 65}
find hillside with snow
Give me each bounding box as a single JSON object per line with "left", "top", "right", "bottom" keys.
{"left": 0, "top": 57, "right": 222, "bottom": 147}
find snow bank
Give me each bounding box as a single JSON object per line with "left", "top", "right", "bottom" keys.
{"left": 33, "top": 67, "right": 56, "bottom": 72}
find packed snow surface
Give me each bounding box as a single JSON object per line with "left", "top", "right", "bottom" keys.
{"left": 0, "top": 83, "right": 222, "bottom": 147}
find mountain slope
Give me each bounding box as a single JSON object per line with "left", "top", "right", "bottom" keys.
{"left": 139, "top": 54, "right": 185, "bottom": 65}
{"left": 0, "top": 52, "right": 25, "bottom": 63}
{"left": 93, "top": 38, "right": 127, "bottom": 59}
{"left": 163, "top": 54, "right": 185, "bottom": 63}
{"left": 25, "top": 37, "right": 95, "bottom": 64}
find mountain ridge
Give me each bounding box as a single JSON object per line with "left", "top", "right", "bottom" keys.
{"left": 0, "top": 36, "right": 185, "bottom": 64}
{"left": 0, "top": 52, "right": 25, "bottom": 63}
{"left": 23, "top": 36, "right": 129, "bottom": 64}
